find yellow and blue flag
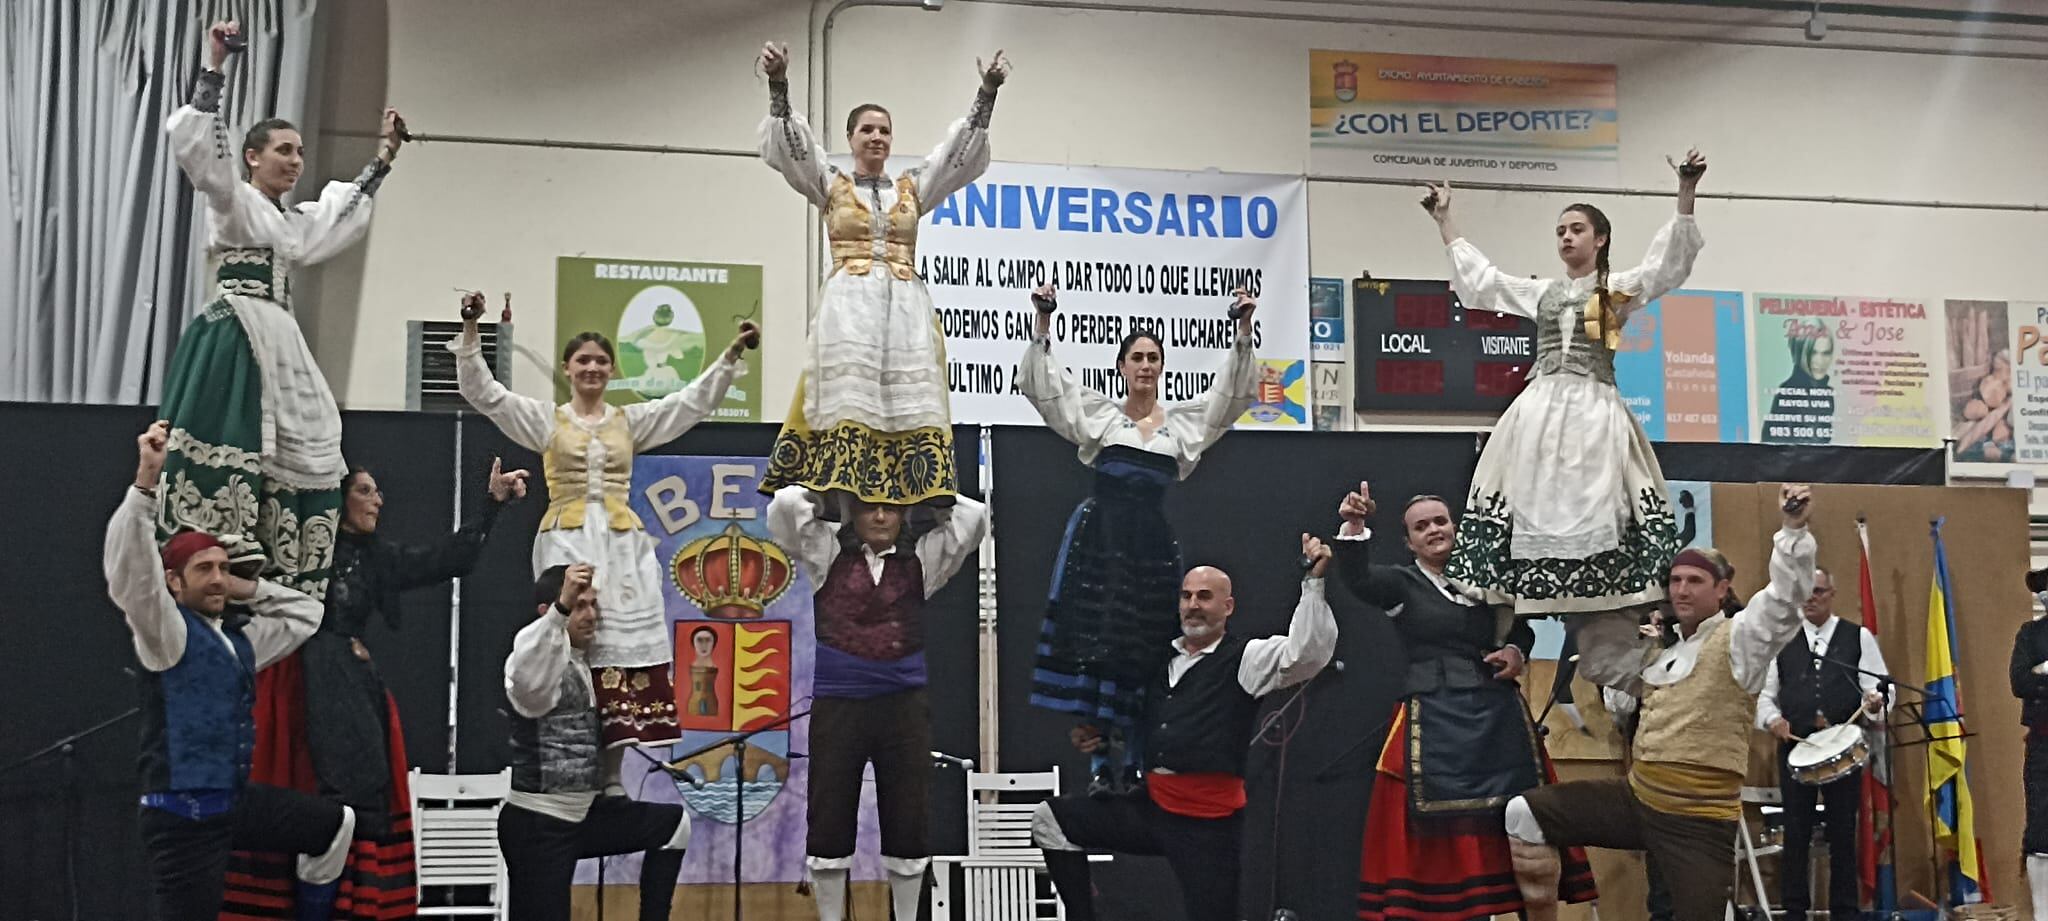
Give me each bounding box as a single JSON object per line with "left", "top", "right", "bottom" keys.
{"left": 1923, "top": 518, "right": 1987, "bottom": 905}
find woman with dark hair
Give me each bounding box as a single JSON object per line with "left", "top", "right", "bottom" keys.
{"left": 1418, "top": 153, "right": 1707, "bottom": 632}
{"left": 1334, "top": 485, "right": 1597, "bottom": 921}
{"left": 223, "top": 461, "right": 526, "bottom": 918}
{"left": 154, "top": 20, "right": 407, "bottom": 599}
{"left": 1018, "top": 283, "right": 1257, "bottom": 794}
{"left": 1762, "top": 327, "right": 1837, "bottom": 444}
{"left": 754, "top": 40, "right": 1009, "bottom": 507}
{"left": 448, "top": 293, "right": 758, "bottom": 773}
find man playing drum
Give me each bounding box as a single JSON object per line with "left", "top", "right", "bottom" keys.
{"left": 1760, "top": 566, "right": 1890, "bottom": 921}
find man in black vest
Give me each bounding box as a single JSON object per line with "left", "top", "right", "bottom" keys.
{"left": 108, "top": 421, "right": 356, "bottom": 921}
{"left": 1756, "top": 566, "right": 1888, "bottom": 921}
{"left": 499, "top": 563, "right": 690, "bottom": 921}
{"left": 2012, "top": 568, "right": 2048, "bottom": 921}
{"left": 1032, "top": 535, "right": 1338, "bottom": 921}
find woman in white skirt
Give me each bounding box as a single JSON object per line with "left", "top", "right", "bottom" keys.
{"left": 1423, "top": 151, "right": 1707, "bottom": 622}
{"left": 753, "top": 40, "right": 1008, "bottom": 507}
{"left": 449, "top": 293, "right": 757, "bottom": 779}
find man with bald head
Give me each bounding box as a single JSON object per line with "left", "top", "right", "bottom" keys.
{"left": 1033, "top": 535, "right": 1339, "bottom": 921}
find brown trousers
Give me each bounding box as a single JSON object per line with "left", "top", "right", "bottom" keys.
{"left": 806, "top": 689, "right": 931, "bottom": 860}
{"left": 1521, "top": 778, "right": 1737, "bottom": 921}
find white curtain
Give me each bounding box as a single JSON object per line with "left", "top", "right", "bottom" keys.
{"left": 0, "top": 1, "right": 320, "bottom": 404}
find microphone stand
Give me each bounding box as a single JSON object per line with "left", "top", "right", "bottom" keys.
{"left": 1802, "top": 647, "right": 1969, "bottom": 915}
{"left": 0, "top": 707, "right": 140, "bottom": 921}
{"left": 643, "top": 707, "right": 810, "bottom": 921}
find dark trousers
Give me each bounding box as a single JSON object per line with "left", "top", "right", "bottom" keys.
{"left": 2025, "top": 734, "right": 2048, "bottom": 854}
{"left": 498, "top": 797, "right": 687, "bottom": 921}
{"left": 1040, "top": 787, "right": 1242, "bottom": 921}
{"left": 807, "top": 690, "right": 931, "bottom": 861}
{"left": 137, "top": 783, "right": 346, "bottom": 921}
{"left": 1521, "top": 777, "right": 1737, "bottom": 921}
{"left": 1779, "top": 749, "right": 1862, "bottom": 921}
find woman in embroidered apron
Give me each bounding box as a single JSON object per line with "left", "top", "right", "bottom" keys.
{"left": 448, "top": 294, "right": 758, "bottom": 769}
{"left": 1421, "top": 152, "right": 1707, "bottom": 646}
{"left": 1333, "top": 485, "right": 1596, "bottom": 921}
{"left": 1019, "top": 284, "right": 1258, "bottom": 794}
{"left": 156, "top": 20, "right": 406, "bottom": 599}
{"left": 223, "top": 462, "right": 526, "bottom": 919}
{"left": 753, "top": 40, "right": 1008, "bottom": 507}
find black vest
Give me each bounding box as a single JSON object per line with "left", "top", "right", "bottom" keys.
{"left": 1775, "top": 619, "right": 1865, "bottom": 732}
{"left": 1391, "top": 573, "right": 1499, "bottom": 696}
{"left": 1145, "top": 635, "right": 1259, "bottom": 777}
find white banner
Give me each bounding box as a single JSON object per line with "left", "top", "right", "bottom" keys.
{"left": 891, "top": 160, "right": 1310, "bottom": 427}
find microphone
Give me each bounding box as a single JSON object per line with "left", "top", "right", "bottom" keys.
{"left": 930, "top": 751, "right": 975, "bottom": 771}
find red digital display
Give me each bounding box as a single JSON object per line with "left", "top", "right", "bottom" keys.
{"left": 1376, "top": 359, "right": 1446, "bottom": 396}
{"left": 1474, "top": 361, "right": 1528, "bottom": 398}
{"left": 1464, "top": 309, "right": 1523, "bottom": 332}
{"left": 1393, "top": 293, "right": 1452, "bottom": 329}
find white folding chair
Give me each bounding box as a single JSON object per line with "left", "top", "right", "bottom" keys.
{"left": 930, "top": 770, "right": 1068, "bottom": 921}
{"left": 1730, "top": 785, "right": 1782, "bottom": 921}
{"left": 410, "top": 768, "right": 511, "bottom": 920}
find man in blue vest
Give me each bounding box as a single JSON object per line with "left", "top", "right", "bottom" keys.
{"left": 107, "top": 422, "right": 355, "bottom": 921}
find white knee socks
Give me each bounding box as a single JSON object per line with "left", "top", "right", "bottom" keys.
{"left": 2027, "top": 853, "right": 2047, "bottom": 921}
{"left": 811, "top": 867, "right": 850, "bottom": 921}
{"left": 888, "top": 870, "right": 924, "bottom": 920}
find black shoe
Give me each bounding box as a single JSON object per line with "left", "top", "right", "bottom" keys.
{"left": 1086, "top": 768, "right": 1118, "bottom": 799}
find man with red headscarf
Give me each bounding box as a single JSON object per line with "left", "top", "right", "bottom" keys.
{"left": 107, "top": 422, "right": 354, "bottom": 921}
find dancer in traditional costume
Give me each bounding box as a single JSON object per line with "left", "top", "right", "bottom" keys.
{"left": 449, "top": 293, "right": 756, "bottom": 770}
{"left": 1423, "top": 153, "right": 1707, "bottom": 625}
{"left": 754, "top": 40, "right": 1008, "bottom": 506}
{"left": 767, "top": 487, "right": 989, "bottom": 921}
{"left": 157, "top": 20, "right": 406, "bottom": 599}
{"left": 1019, "top": 285, "right": 1257, "bottom": 794}
{"left": 221, "top": 462, "right": 527, "bottom": 919}
{"left": 2016, "top": 569, "right": 2048, "bottom": 921}
{"left": 1334, "top": 483, "right": 1596, "bottom": 921}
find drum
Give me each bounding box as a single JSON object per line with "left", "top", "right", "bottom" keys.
{"left": 1787, "top": 724, "right": 1870, "bottom": 786}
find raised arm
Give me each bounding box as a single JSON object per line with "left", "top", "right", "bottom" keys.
{"left": 1237, "top": 536, "right": 1338, "bottom": 696}
{"left": 505, "top": 610, "right": 573, "bottom": 719}
{"left": 1608, "top": 214, "right": 1703, "bottom": 311}
{"left": 757, "top": 41, "right": 833, "bottom": 209}
{"left": 624, "top": 326, "right": 755, "bottom": 450}
{"left": 914, "top": 52, "right": 1006, "bottom": 213}
{"left": 915, "top": 495, "right": 989, "bottom": 599}
{"left": 163, "top": 23, "right": 243, "bottom": 208}
{"left": 1017, "top": 332, "right": 1120, "bottom": 449}
{"left": 1330, "top": 482, "right": 1408, "bottom": 611}
{"left": 1730, "top": 486, "right": 1818, "bottom": 693}
{"left": 106, "top": 432, "right": 187, "bottom": 672}
{"left": 447, "top": 307, "right": 554, "bottom": 453}
{"left": 1422, "top": 182, "right": 1547, "bottom": 319}
{"left": 1166, "top": 322, "right": 1257, "bottom": 460}
{"left": 766, "top": 486, "right": 843, "bottom": 591}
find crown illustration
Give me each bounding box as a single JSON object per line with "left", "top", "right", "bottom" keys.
{"left": 671, "top": 523, "right": 795, "bottom": 620}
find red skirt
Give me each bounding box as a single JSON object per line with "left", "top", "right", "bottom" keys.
{"left": 221, "top": 650, "right": 420, "bottom": 920}
{"left": 1357, "top": 703, "right": 1597, "bottom": 921}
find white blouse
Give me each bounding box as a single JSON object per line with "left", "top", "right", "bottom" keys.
{"left": 1446, "top": 213, "right": 1704, "bottom": 326}
{"left": 447, "top": 328, "right": 746, "bottom": 498}
{"left": 1018, "top": 336, "right": 1256, "bottom": 480}
{"left": 759, "top": 110, "right": 989, "bottom": 217}
{"left": 765, "top": 486, "right": 989, "bottom": 601}
{"left": 165, "top": 104, "right": 378, "bottom": 273}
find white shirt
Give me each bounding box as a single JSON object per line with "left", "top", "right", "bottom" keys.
{"left": 1163, "top": 579, "right": 1337, "bottom": 698}
{"left": 166, "top": 104, "right": 377, "bottom": 270}
{"left": 759, "top": 111, "right": 989, "bottom": 218}
{"left": 1018, "top": 337, "right": 1257, "bottom": 481}
{"left": 1603, "top": 526, "right": 1814, "bottom": 719}
{"left": 765, "top": 486, "right": 988, "bottom": 599}
{"left": 503, "top": 610, "right": 601, "bottom": 823}
{"left": 1755, "top": 614, "right": 1893, "bottom": 729}
{"left": 104, "top": 487, "right": 323, "bottom": 673}
{"left": 1446, "top": 214, "right": 1704, "bottom": 335}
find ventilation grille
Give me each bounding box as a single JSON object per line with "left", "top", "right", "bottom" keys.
{"left": 408, "top": 321, "right": 512, "bottom": 412}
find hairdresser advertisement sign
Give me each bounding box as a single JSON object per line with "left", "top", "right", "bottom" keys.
{"left": 846, "top": 156, "right": 1311, "bottom": 428}
{"left": 554, "top": 257, "right": 763, "bottom": 421}
{"left": 1753, "top": 294, "right": 1941, "bottom": 447}
{"left": 1309, "top": 50, "right": 1619, "bottom": 185}
{"left": 1613, "top": 290, "right": 1749, "bottom": 442}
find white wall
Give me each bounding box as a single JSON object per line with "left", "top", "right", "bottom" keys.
{"left": 301, "top": 0, "right": 2048, "bottom": 436}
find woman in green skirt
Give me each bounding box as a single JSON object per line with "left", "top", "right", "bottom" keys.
{"left": 155, "top": 20, "right": 406, "bottom": 600}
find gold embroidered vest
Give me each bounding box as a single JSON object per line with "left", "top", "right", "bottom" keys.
{"left": 1628, "top": 617, "right": 1754, "bottom": 817}
{"left": 540, "top": 406, "right": 638, "bottom": 532}
{"left": 825, "top": 172, "right": 919, "bottom": 281}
